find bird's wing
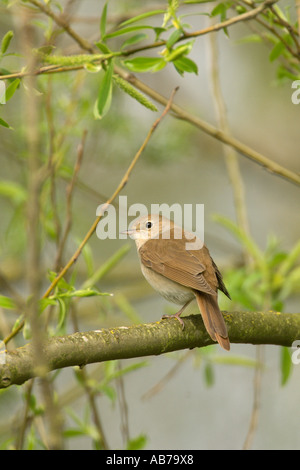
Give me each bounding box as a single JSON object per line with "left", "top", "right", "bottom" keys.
{"left": 138, "top": 232, "right": 218, "bottom": 296}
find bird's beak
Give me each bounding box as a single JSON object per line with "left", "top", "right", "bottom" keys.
{"left": 120, "top": 229, "right": 135, "bottom": 236}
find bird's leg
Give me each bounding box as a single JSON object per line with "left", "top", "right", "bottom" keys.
{"left": 161, "top": 299, "right": 193, "bottom": 330}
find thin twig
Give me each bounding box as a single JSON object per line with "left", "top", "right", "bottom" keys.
{"left": 1, "top": 65, "right": 299, "bottom": 184}
{"left": 3, "top": 87, "right": 178, "bottom": 345}
{"left": 243, "top": 345, "right": 264, "bottom": 449}
{"left": 269, "top": 4, "right": 300, "bottom": 55}
{"left": 2, "top": 0, "right": 299, "bottom": 186}
{"left": 116, "top": 362, "right": 130, "bottom": 446}
{"left": 28, "top": 0, "right": 94, "bottom": 53}
{"left": 296, "top": 0, "right": 300, "bottom": 37}
{"left": 115, "top": 65, "right": 300, "bottom": 186}
{"left": 238, "top": 0, "right": 300, "bottom": 58}
{"left": 184, "top": 0, "right": 277, "bottom": 38}
{"left": 70, "top": 303, "right": 109, "bottom": 449}
{"left": 142, "top": 350, "right": 192, "bottom": 400}
{"left": 42, "top": 86, "right": 177, "bottom": 298}
{"left": 1, "top": 0, "right": 277, "bottom": 82}
{"left": 46, "top": 76, "right": 62, "bottom": 250}
{"left": 208, "top": 26, "right": 251, "bottom": 263}
{"left": 55, "top": 129, "right": 88, "bottom": 269}
{"left": 15, "top": 380, "right": 35, "bottom": 450}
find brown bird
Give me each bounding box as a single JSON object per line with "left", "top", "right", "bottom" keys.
{"left": 125, "top": 214, "right": 231, "bottom": 351}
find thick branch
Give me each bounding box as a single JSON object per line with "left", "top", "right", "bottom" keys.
{"left": 1, "top": 311, "right": 299, "bottom": 389}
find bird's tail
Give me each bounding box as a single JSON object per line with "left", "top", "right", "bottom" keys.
{"left": 194, "top": 291, "right": 230, "bottom": 351}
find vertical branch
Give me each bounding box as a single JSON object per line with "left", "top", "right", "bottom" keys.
{"left": 46, "top": 76, "right": 62, "bottom": 251}
{"left": 19, "top": 5, "right": 63, "bottom": 450}
{"left": 208, "top": 30, "right": 251, "bottom": 255}
{"left": 207, "top": 22, "right": 262, "bottom": 449}
{"left": 70, "top": 304, "right": 109, "bottom": 449}
{"left": 243, "top": 345, "right": 264, "bottom": 449}
{"left": 55, "top": 129, "right": 87, "bottom": 270}
{"left": 296, "top": 0, "right": 300, "bottom": 37}
{"left": 116, "top": 362, "right": 130, "bottom": 446}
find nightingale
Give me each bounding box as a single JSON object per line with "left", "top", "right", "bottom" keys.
{"left": 125, "top": 214, "right": 231, "bottom": 351}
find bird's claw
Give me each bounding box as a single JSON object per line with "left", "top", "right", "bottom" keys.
{"left": 161, "top": 313, "right": 185, "bottom": 330}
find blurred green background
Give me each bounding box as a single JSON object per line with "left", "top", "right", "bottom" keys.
{"left": 0, "top": 0, "right": 299, "bottom": 450}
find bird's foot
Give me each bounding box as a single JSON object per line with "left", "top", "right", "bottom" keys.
{"left": 161, "top": 310, "right": 185, "bottom": 330}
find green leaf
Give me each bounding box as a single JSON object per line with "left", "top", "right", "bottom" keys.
{"left": 0, "top": 180, "right": 27, "bottom": 204}
{"left": 120, "top": 9, "right": 165, "bottom": 27}
{"left": 278, "top": 240, "right": 300, "bottom": 277}
{"left": 104, "top": 25, "right": 155, "bottom": 40}
{"left": 278, "top": 266, "right": 300, "bottom": 300}
{"left": 173, "top": 56, "right": 198, "bottom": 75}
{"left": 204, "top": 362, "right": 214, "bottom": 387}
{"left": 210, "top": 2, "right": 227, "bottom": 18}
{"left": 276, "top": 65, "right": 299, "bottom": 82}
{"left": 56, "top": 297, "right": 67, "bottom": 332}
{"left": 114, "top": 293, "right": 142, "bottom": 324}
{"left": 272, "top": 3, "right": 288, "bottom": 22}
{"left": 184, "top": 0, "right": 217, "bottom": 3}
{"left": 81, "top": 242, "right": 94, "bottom": 278}
{"left": 23, "top": 319, "right": 31, "bottom": 340}
{"left": 0, "top": 116, "right": 10, "bottom": 129}
{"left": 212, "top": 354, "right": 262, "bottom": 367}
{"left": 166, "top": 29, "right": 182, "bottom": 49}
{"left": 82, "top": 244, "right": 130, "bottom": 289}
{"left": 1, "top": 31, "right": 13, "bottom": 54}
{"left": 113, "top": 75, "right": 158, "bottom": 111}
{"left": 269, "top": 41, "right": 285, "bottom": 62}
{"left": 164, "top": 42, "right": 193, "bottom": 62}
{"left": 235, "top": 5, "right": 247, "bottom": 14}
{"left": 100, "top": 384, "right": 116, "bottom": 402}
{"left": 121, "top": 33, "right": 148, "bottom": 50}
{"left": 94, "top": 60, "right": 113, "bottom": 119}
{"left": 47, "top": 270, "right": 74, "bottom": 291}
{"left": 123, "top": 57, "right": 166, "bottom": 73}
{"left": 210, "top": 2, "right": 229, "bottom": 35}
{"left": 39, "top": 297, "right": 57, "bottom": 312}
{"left": 63, "top": 429, "right": 87, "bottom": 439}
{"left": 101, "top": 360, "right": 148, "bottom": 385}
{"left": 5, "top": 78, "right": 20, "bottom": 101}
{"left": 213, "top": 215, "right": 266, "bottom": 270}
{"left": 0, "top": 295, "right": 16, "bottom": 310}
{"left": 280, "top": 346, "right": 292, "bottom": 386}
{"left": 12, "top": 315, "right": 24, "bottom": 333}
{"left": 153, "top": 27, "right": 167, "bottom": 41}
{"left": 126, "top": 434, "right": 147, "bottom": 450}
{"left": 95, "top": 42, "right": 111, "bottom": 54}
{"left": 237, "top": 34, "right": 263, "bottom": 44}
{"left": 84, "top": 63, "right": 102, "bottom": 73}
{"left": 100, "top": 2, "right": 108, "bottom": 39}
{"left": 50, "top": 288, "right": 111, "bottom": 299}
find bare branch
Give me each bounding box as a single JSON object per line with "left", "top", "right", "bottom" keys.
{"left": 0, "top": 311, "right": 299, "bottom": 389}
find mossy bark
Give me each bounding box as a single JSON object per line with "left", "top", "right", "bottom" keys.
{"left": 1, "top": 311, "right": 300, "bottom": 388}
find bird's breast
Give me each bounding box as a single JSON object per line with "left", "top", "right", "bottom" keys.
{"left": 140, "top": 264, "right": 194, "bottom": 305}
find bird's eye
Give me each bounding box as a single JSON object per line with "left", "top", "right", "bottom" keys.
{"left": 145, "top": 221, "right": 153, "bottom": 229}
